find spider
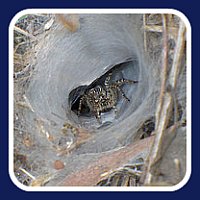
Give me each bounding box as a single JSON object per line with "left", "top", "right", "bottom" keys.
{"left": 78, "top": 72, "right": 138, "bottom": 123}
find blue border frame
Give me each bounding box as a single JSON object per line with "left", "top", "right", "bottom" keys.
{"left": 1, "top": 0, "right": 199, "bottom": 199}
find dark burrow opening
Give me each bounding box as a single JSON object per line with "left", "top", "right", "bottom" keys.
{"left": 69, "top": 59, "right": 139, "bottom": 126}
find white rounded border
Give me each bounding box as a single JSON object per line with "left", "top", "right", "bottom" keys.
{"left": 9, "top": 8, "right": 191, "bottom": 192}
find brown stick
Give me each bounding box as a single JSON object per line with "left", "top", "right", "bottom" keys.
{"left": 59, "top": 136, "right": 154, "bottom": 186}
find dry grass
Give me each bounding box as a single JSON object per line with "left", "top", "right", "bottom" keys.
{"left": 141, "top": 14, "right": 186, "bottom": 185}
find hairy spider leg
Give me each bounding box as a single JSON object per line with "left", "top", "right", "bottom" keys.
{"left": 78, "top": 96, "right": 84, "bottom": 116}
{"left": 95, "top": 109, "right": 102, "bottom": 124}
{"left": 115, "top": 79, "right": 138, "bottom": 87}
{"left": 114, "top": 79, "right": 138, "bottom": 101}
{"left": 104, "top": 72, "right": 113, "bottom": 89}
{"left": 116, "top": 86, "right": 130, "bottom": 102}
{"left": 113, "top": 105, "right": 118, "bottom": 115}
{"left": 112, "top": 79, "right": 138, "bottom": 102}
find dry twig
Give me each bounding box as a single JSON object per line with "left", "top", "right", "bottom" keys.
{"left": 14, "top": 26, "right": 36, "bottom": 40}
{"left": 142, "top": 14, "right": 186, "bottom": 185}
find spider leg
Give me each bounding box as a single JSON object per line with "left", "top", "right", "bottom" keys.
{"left": 95, "top": 110, "right": 102, "bottom": 124}
{"left": 113, "top": 105, "right": 118, "bottom": 117}
{"left": 78, "top": 96, "right": 84, "bottom": 116}
{"left": 105, "top": 72, "right": 113, "bottom": 89}
{"left": 115, "top": 79, "right": 138, "bottom": 87}
{"left": 116, "top": 86, "right": 130, "bottom": 102}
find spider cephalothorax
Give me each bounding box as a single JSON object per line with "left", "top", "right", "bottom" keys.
{"left": 78, "top": 72, "right": 138, "bottom": 123}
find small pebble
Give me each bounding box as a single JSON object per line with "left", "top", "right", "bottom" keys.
{"left": 54, "top": 160, "right": 65, "bottom": 170}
